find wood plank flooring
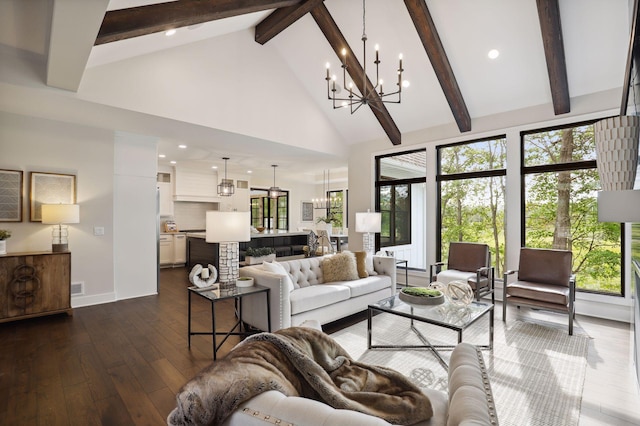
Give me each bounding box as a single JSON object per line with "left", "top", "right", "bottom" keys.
{"left": 0, "top": 267, "right": 638, "bottom": 425}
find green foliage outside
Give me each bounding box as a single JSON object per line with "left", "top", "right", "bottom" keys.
{"left": 439, "top": 126, "right": 622, "bottom": 294}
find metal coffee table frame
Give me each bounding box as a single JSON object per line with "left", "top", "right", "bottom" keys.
{"left": 367, "top": 294, "right": 494, "bottom": 370}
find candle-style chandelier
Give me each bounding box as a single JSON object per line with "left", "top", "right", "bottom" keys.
{"left": 313, "top": 170, "right": 339, "bottom": 209}
{"left": 325, "top": 0, "right": 409, "bottom": 114}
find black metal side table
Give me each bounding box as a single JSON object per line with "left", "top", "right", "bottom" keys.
{"left": 395, "top": 259, "right": 409, "bottom": 287}
{"left": 188, "top": 284, "right": 271, "bottom": 360}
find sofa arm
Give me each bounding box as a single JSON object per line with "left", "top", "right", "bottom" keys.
{"left": 239, "top": 266, "right": 292, "bottom": 332}
{"left": 373, "top": 255, "right": 396, "bottom": 290}
{"left": 447, "top": 343, "right": 498, "bottom": 425}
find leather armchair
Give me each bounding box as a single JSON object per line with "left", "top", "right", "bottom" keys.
{"left": 430, "top": 242, "right": 495, "bottom": 303}
{"left": 502, "top": 247, "right": 576, "bottom": 335}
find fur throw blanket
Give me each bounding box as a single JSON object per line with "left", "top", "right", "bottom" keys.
{"left": 167, "top": 326, "right": 433, "bottom": 426}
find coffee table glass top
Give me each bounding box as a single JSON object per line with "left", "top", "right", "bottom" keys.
{"left": 371, "top": 294, "right": 493, "bottom": 329}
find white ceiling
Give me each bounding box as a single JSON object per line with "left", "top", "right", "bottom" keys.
{"left": 0, "top": 0, "right": 633, "bottom": 183}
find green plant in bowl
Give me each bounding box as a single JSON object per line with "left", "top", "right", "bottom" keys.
{"left": 401, "top": 287, "right": 442, "bottom": 297}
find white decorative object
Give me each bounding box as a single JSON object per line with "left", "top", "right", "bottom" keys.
{"left": 445, "top": 281, "right": 474, "bottom": 306}
{"left": 428, "top": 281, "right": 446, "bottom": 294}
{"left": 245, "top": 253, "right": 276, "bottom": 265}
{"left": 594, "top": 115, "right": 640, "bottom": 191}
{"left": 236, "top": 277, "right": 254, "bottom": 287}
{"left": 0, "top": 240, "right": 6, "bottom": 255}
{"left": 189, "top": 264, "right": 218, "bottom": 288}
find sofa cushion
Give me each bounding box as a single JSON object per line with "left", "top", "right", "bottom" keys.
{"left": 354, "top": 251, "right": 369, "bottom": 278}
{"left": 341, "top": 275, "right": 392, "bottom": 298}
{"left": 280, "top": 257, "right": 323, "bottom": 288}
{"left": 262, "top": 261, "right": 295, "bottom": 293}
{"left": 289, "top": 285, "right": 351, "bottom": 315}
{"left": 322, "top": 252, "right": 359, "bottom": 283}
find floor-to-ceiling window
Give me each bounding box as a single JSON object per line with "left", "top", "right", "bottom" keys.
{"left": 375, "top": 149, "right": 426, "bottom": 269}
{"left": 522, "top": 121, "right": 623, "bottom": 295}
{"left": 437, "top": 136, "right": 507, "bottom": 275}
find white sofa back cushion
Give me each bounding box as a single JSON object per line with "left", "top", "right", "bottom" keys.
{"left": 262, "top": 261, "right": 295, "bottom": 292}
{"left": 278, "top": 257, "right": 324, "bottom": 288}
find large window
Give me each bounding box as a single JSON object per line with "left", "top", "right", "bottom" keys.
{"left": 327, "top": 190, "right": 344, "bottom": 228}
{"left": 376, "top": 149, "right": 426, "bottom": 268}
{"left": 250, "top": 189, "right": 289, "bottom": 230}
{"left": 522, "top": 122, "right": 622, "bottom": 295}
{"left": 437, "top": 136, "right": 507, "bottom": 275}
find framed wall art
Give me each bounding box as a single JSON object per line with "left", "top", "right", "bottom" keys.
{"left": 0, "top": 169, "right": 23, "bottom": 222}
{"left": 301, "top": 201, "right": 314, "bottom": 222}
{"left": 29, "top": 172, "right": 76, "bottom": 222}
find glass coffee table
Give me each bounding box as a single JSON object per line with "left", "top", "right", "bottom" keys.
{"left": 367, "top": 294, "right": 494, "bottom": 370}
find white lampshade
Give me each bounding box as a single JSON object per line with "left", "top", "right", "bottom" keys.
{"left": 355, "top": 211, "right": 381, "bottom": 233}
{"left": 206, "top": 211, "right": 251, "bottom": 242}
{"left": 42, "top": 204, "right": 80, "bottom": 224}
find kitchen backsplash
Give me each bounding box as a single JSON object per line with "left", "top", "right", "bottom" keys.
{"left": 163, "top": 201, "right": 219, "bottom": 231}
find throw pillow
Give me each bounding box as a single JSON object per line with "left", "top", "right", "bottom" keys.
{"left": 365, "top": 251, "right": 377, "bottom": 276}
{"left": 321, "top": 251, "right": 359, "bottom": 283}
{"left": 354, "top": 251, "right": 369, "bottom": 278}
{"left": 262, "top": 261, "right": 295, "bottom": 292}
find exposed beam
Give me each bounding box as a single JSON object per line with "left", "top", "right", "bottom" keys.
{"left": 96, "top": 0, "right": 301, "bottom": 45}
{"left": 255, "top": 0, "right": 325, "bottom": 45}
{"left": 403, "top": 0, "right": 471, "bottom": 133}
{"left": 536, "top": 0, "right": 570, "bottom": 115}
{"left": 310, "top": 4, "right": 401, "bottom": 145}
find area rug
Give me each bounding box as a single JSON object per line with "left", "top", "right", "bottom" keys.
{"left": 331, "top": 313, "right": 591, "bottom": 426}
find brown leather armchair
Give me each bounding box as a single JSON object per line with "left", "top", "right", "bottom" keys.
{"left": 430, "top": 242, "right": 495, "bottom": 303}
{"left": 502, "top": 247, "right": 576, "bottom": 335}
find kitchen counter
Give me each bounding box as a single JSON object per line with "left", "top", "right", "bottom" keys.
{"left": 186, "top": 231, "right": 309, "bottom": 268}
{"left": 186, "top": 230, "right": 308, "bottom": 239}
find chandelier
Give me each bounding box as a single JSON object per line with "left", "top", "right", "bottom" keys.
{"left": 269, "top": 165, "right": 282, "bottom": 198}
{"left": 324, "top": 0, "right": 409, "bottom": 114}
{"left": 313, "top": 170, "right": 338, "bottom": 209}
{"left": 217, "top": 157, "right": 234, "bottom": 197}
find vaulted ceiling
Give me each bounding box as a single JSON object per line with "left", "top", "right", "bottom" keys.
{"left": 0, "top": 0, "right": 633, "bottom": 181}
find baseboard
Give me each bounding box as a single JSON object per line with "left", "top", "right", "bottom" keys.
{"left": 71, "top": 292, "right": 117, "bottom": 308}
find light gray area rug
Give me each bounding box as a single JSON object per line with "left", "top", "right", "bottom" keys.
{"left": 331, "top": 313, "right": 591, "bottom": 426}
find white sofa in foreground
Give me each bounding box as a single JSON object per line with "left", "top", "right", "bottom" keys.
{"left": 238, "top": 254, "right": 396, "bottom": 331}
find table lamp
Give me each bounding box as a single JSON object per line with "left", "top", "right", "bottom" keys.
{"left": 355, "top": 210, "right": 381, "bottom": 254}
{"left": 206, "top": 211, "right": 250, "bottom": 288}
{"left": 41, "top": 204, "right": 80, "bottom": 252}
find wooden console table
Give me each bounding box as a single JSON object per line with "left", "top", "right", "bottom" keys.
{"left": 0, "top": 251, "right": 72, "bottom": 323}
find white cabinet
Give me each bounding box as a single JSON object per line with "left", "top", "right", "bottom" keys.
{"left": 159, "top": 234, "right": 174, "bottom": 265}
{"left": 160, "top": 233, "right": 186, "bottom": 266}
{"left": 158, "top": 182, "right": 174, "bottom": 216}
{"left": 173, "top": 233, "right": 187, "bottom": 264}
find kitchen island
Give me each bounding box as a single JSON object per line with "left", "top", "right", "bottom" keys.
{"left": 186, "top": 230, "right": 309, "bottom": 269}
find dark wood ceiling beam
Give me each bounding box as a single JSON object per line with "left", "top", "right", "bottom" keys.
{"left": 403, "top": 0, "right": 471, "bottom": 133}
{"left": 96, "top": 0, "right": 301, "bottom": 45}
{"left": 620, "top": 0, "right": 640, "bottom": 114}
{"left": 536, "top": 0, "right": 570, "bottom": 115}
{"left": 255, "top": 0, "right": 325, "bottom": 45}
{"left": 310, "top": 4, "right": 401, "bottom": 145}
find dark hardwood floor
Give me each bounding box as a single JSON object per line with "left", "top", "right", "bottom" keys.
{"left": 0, "top": 267, "right": 253, "bottom": 425}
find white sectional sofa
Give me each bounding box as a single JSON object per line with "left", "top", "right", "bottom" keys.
{"left": 238, "top": 254, "right": 396, "bottom": 331}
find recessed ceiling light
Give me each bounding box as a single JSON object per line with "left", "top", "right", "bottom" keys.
{"left": 170, "top": 160, "right": 177, "bottom": 164}
{"left": 158, "top": 154, "right": 166, "bottom": 158}
{"left": 178, "top": 144, "right": 187, "bottom": 149}
{"left": 211, "top": 166, "right": 218, "bottom": 169}
{"left": 165, "top": 29, "right": 176, "bottom": 36}
{"left": 488, "top": 49, "right": 500, "bottom": 59}
{"left": 247, "top": 170, "right": 253, "bottom": 174}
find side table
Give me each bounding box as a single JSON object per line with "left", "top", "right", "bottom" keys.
{"left": 188, "top": 284, "right": 271, "bottom": 360}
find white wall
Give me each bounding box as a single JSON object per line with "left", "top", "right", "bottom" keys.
{"left": 348, "top": 88, "right": 634, "bottom": 322}
{"left": 0, "top": 112, "right": 159, "bottom": 307}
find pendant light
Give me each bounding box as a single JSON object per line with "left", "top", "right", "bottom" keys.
{"left": 269, "top": 164, "right": 282, "bottom": 198}
{"left": 217, "top": 157, "right": 234, "bottom": 196}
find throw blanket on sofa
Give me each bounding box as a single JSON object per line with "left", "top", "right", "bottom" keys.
{"left": 167, "top": 327, "right": 433, "bottom": 426}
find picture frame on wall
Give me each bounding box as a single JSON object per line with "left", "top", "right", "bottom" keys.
{"left": 29, "top": 172, "right": 76, "bottom": 222}
{"left": 0, "top": 169, "right": 23, "bottom": 222}
{"left": 301, "top": 201, "right": 314, "bottom": 222}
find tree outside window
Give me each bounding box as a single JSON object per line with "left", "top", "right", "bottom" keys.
{"left": 522, "top": 123, "right": 622, "bottom": 295}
